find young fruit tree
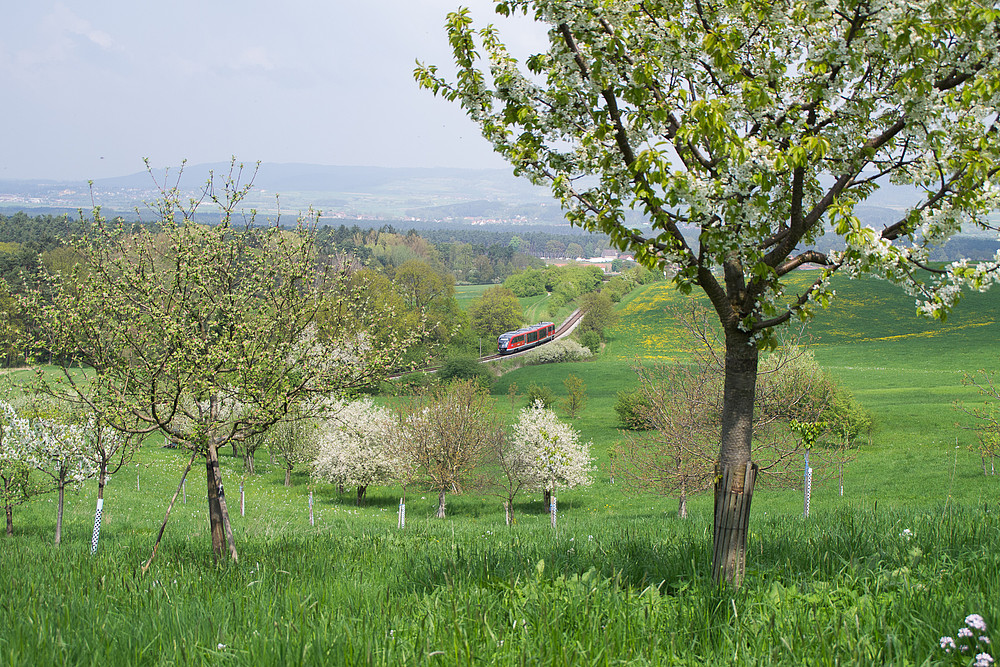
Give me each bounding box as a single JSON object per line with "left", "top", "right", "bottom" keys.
{"left": 510, "top": 400, "right": 594, "bottom": 512}
{"left": 312, "top": 398, "right": 413, "bottom": 506}
{"left": 405, "top": 379, "right": 504, "bottom": 518}
{"left": 21, "top": 162, "right": 426, "bottom": 563}
{"left": 267, "top": 409, "right": 321, "bottom": 487}
{"left": 417, "top": 0, "right": 1000, "bottom": 584}
{"left": 22, "top": 403, "right": 98, "bottom": 545}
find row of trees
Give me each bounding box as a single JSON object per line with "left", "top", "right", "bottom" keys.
{"left": 0, "top": 398, "right": 133, "bottom": 544}
{"left": 3, "top": 162, "right": 433, "bottom": 562}
{"left": 302, "top": 380, "right": 594, "bottom": 520}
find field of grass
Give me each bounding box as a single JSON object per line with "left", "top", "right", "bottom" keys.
{"left": 3, "top": 272, "right": 1000, "bottom": 665}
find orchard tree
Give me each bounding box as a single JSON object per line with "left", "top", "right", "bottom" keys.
{"left": 22, "top": 161, "right": 427, "bottom": 563}
{"left": 405, "top": 379, "right": 504, "bottom": 518}
{"left": 0, "top": 401, "right": 36, "bottom": 536}
{"left": 82, "top": 416, "right": 135, "bottom": 553}
{"left": 956, "top": 369, "right": 1000, "bottom": 475}
{"left": 312, "top": 399, "right": 413, "bottom": 506}
{"left": 616, "top": 358, "right": 720, "bottom": 519}
{"left": 267, "top": 409, "right": 321, "bottom": 487}
{"left": 510, "top": 400, "right": 593, "bottom": 511}
{"left": 418, "top": 0, "right": 1000, "bottom": 584}
{"left": 26, "top": 410, "right": 97, "bottom": 545}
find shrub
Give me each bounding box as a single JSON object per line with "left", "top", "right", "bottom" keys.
{"left": 526, "top": 382, "right": 555, "bottom": 409}
{"left": 522, "top": 339, "right": 593, "bottom": 365}
{"left": 578, "top": 329, "right": 601, "bottom": 354}
{"left": 615, "top": 388, "right": 653, "bottom": 430}
{"left": 437, "top": 355, "right": 493, "bottom": 388}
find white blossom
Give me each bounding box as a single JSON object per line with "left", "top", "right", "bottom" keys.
{"left": 510, "top": 400, "right": 594, "bottom": 493}
{"left": 312, "top": 399, "right": 412, "bottom": 490}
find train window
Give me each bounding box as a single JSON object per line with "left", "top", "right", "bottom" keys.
{"left": 527, "top": 331, "right": 537, "bottom": 343}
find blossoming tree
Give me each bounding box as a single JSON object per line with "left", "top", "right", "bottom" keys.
{"left": 511, "top": 400, "right": 593, "bottom": 510}
{"left": 0, "top": 401, "right": 36, "bottom": 536}
{"left": 22, "top": 161, "right": 426, "bottom": 562}
{"left": 22, "top": 403, "right": 98, "bottom": 545}
{"left": 312, "top": 398, "right": 413, "bottom": 505}
{"left": 417, "top": 0, "right": 1000, "bottom": 583}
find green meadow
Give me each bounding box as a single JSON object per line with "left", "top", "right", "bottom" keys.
{"left": 2, "top": 272, "right": 999, "bottom": 665}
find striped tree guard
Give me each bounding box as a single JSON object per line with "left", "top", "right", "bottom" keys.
{"left": 90, "top": 498, "right": 104, "bottom": 555}
{"left": 712, "top": 462, "right": 759, "bottom": 586}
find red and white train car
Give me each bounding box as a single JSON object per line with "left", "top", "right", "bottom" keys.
{"left": 497, "top": 322, "right": 556, "bottom": 354}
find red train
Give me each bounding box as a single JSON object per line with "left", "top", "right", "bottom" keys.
{"left": 497, "top": 322, "right": 556, "bottom": 354}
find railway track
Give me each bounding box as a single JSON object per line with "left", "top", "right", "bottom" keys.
{"left": 390, "top": 308, "right": 584, "bottom": 377}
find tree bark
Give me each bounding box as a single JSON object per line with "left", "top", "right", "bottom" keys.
{"left": 206, "top": 448, "right": 226, "bottom": 559}
{"left": 207, "top": 442, "right": 239, "bottom": 563}
{"left": 284, "top": 467, "right": 292, "bottom": 487}
{"left": 5, "top": 504, "right": 12, "bottom": 536}
{"left": 356, "top": 485, "right": 367, "bottom": 507}
{"left": 437, "top": 489, "right": 446, "bottom": 518}
{"left": 543, "top": 488, "right": 552, "bottom": 511}
{"left": 712, "top": 327, "right": 760, "bottom": 586}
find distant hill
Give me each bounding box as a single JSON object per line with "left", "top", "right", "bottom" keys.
{"left": 1, "top": 163, "right": 997, "bottom": 257}
{"left": 0, "top": 163, "right": 556, "bottom": 222}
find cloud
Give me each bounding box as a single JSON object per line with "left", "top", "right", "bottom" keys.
{"left": 50, "top": 2, "right": 116, "bottom": 51}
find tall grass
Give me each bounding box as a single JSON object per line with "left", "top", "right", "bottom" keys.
{"left": 3, "top": 494, "right": 997, "bottom": 665}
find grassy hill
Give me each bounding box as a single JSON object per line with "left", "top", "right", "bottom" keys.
{"left": 2, "top": 273, "right": 999, "bottom": 665}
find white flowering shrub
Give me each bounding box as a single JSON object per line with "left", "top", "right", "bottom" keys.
{"left": 312, "top": 399, "right": 412, "bottom": 502}
{"left": 522, "top": 339, "right": 592, "bottom": 366}
{"left": 511, "top": 401, "right": 594, "bottom": 494}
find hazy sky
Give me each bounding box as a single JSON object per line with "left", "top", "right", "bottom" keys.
{"left": 1, "top": 1, "right": 548, "bottom": 181}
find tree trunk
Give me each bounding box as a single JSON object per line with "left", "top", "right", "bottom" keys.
{"left": 244, "top": 451, "right": 255, "bottom": 475}
{"left": 206, "top": 443, "right": 239, "bottom": 562}
{"left": 284, "top": 467, "right": 292, "bottom": 487}
{"left": 5, "top": 504, "right": 12, "bottom": 536}
{"left": 212, "top": 443, "right": 239, "bottom": 562}
{"left": 437, "top": 489, "right": 446, "bottom": 519}
{"left": 543, "top": 488, "right": 552, "bottom": 511}
{"left": 712, "top": 327, "right": 759, "bottom": 586}
{"left": 678, "top": 480, "right": 688, "bottom": 519}
{"left": 206, "top": 451, "right": 225, "bottom": 558}
{"left": 356, "top": 485, "right": 367, "bottom": 507}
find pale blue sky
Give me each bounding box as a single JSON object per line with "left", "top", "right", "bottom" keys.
{"left": 1, "top": 1, "right": 546, "bottom": 180}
